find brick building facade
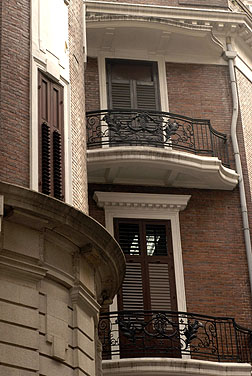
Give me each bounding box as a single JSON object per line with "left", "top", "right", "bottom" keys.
{"left": 85, "top": 0, "right": 252, "bottom": 374}
{"left": 1, "top": 0, "right": 252, "bottom": 375}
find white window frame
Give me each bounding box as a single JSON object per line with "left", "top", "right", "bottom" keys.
{"left": 97, "top": 53, "right": 169, "bottom": 112}
{"left": 93, "top": 191, "right": 190, "bottom": 314}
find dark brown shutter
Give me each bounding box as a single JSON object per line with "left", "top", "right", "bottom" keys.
{"left": 136, "top": 84, "right": 158, "bottom": 111}
{"left": 107, "top": 60, "right": 160, "bottom": 111}
{"left": 115, "top": 219, "right": 177, "bottom": 312}
{"left": 111, "top": 82, "right": 131, "bottom": 109}
{"left": 122, "top": 263, "right": 144, "bottom": 310}
{"left": 38, "top": 72, "right": 64, "bottom": 200}
{"left": 149, "top": 263, "right": 172, "bottom": 311}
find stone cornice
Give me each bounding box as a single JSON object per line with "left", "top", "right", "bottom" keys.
{"left": 86, "top": 0, "right": 252, "bottom": 48}
{"left": 94, "top": 192, "right": 191, "bottom": 212}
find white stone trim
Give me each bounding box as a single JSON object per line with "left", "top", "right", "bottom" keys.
{"left": 235, "top": 55, "right": 252, "bottom": 84}
{"left": 102, "top": 357, "right": 252, "bottom": 376}
{"left": 86, "top": 0, "right": 252, "bottom": 59}
{"left": 87, "top": 147, "right": 239, "bottom": 190}
{"left": 30, "top": 61, "right": 73, "bottom": 205}
{"left": 94, "top": 191, "right": 190, "bottom": 313}
{"left": 96, "top": 54, "right": 169, "bottom": 112}
{"left": 98, "top": 54, "right": 107, "bottom": 110}
{"left": 31, "top": 0, "right": 72, "bottom": 204}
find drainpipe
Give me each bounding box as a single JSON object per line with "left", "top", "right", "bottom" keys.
{"left": 225, "top": 37, "right": 252, "bottom": 297}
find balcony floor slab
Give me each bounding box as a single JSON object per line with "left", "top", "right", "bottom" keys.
{"left": 102, "top": 358, "right": 251, "bottom": 376}
{"left": 87, "top": 147, "right": 238, "bottom": 190}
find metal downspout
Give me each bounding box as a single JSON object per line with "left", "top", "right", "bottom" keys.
{"left": 226, "top": 39, "right": 252, "bottom": 296}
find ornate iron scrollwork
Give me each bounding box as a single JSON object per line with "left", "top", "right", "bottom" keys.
{"left": 86, "top": 109, "right": 230, "bottom": 167}
{"left": 98, "top": 310, "right": 252, "bottom": 362}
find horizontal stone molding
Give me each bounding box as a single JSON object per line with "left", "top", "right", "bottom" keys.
{"left": 0, "top": 181, "right": 125, "bottom": 303}
{"left": 94, "top": 191, "right": 191, "bottom": 212}
{"left": 102, "top": 358, "right": 252, "bottom": 376}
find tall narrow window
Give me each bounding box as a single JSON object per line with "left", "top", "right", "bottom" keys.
{"left": 114, "top": 218, "right": 177, "bottom": 312}
{"left": 38, "top": 72, "right": 64, "bottom": 200}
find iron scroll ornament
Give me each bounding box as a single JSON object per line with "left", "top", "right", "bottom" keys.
{"left": 98, "top": 310, "right": 252, "bottom": 362}
{"left": 86, "top": 109, "right": 230, "bottom": 167}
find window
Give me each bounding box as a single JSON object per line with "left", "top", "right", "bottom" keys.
{"left": 106, "top": 59, "right": 160, "bottom": 111}
{"left": 106, "top": 59, "right": 163, "bottom": 146}
{"left": 38, "top": 71, "right": 64, "bottom": 200}
{"left": 93, "top": 191, "right": 190, "bottom": 313}
{"left": 114, "top": 218, "right": 177, "bottom": 312}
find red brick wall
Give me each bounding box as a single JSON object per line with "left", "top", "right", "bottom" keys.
{"left": 69, "top": 0, "right": 88, "bottom": 213}
{"left": 88, "top": 183, "right": 252, "bottom": 328}
{"left": 166, "top": 63, "right": 235, "bottom": 168}
{"left": 85, "top": 57, "right": 100, "bottom": 112}
{"left": 0, "top": 0, "right": 30, "bottom": 187}
{"left": 236, "top": 69, "right": 252, "bottom": 200}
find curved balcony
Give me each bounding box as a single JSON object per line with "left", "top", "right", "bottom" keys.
{"left": 86, "top": 110, "right": 238, "bottom": 190}
{"left": 87, "top": 109, "right": 229, "bottom": 164}
{"left": 99, "top": 310, "right": 252, "bottom": 363}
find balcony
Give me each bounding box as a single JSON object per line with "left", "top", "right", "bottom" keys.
{"left": 86, "top": 110, "right": 238, "bottom": 190}
{"left": 98, "top": 310, "right": 252, "bottom": 375}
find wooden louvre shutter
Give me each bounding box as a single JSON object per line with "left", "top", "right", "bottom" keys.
{"left": 38, "top": 72, "right": 64, "bottom": 200}
{"left": 115, "top": 219, "right": 177, "bottom": 312}
{"left": 149, "top": 263, "right": 172, "bottom": 311}
{"left": 122, "top": 263, "right": 144, "bottom": 310}
{"left": 136, "top": 84, "right": 158, "bottom": 111}
{"left": 107, "top": 60, "right": 160, "bottom": 111}
{"left": 111, "top": 82, "right": 131, "bottom": 109}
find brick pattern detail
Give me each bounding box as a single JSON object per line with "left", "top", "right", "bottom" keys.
{"left": 166, "top": 63, "right": 235, "bottom": 168}
{"left": 68, "top": 0, "right": 88, "bottom": 213}
{"left": 85, "top": 57, "right": 101, "bottom": 111}
{"left": 236, "top": 69, "right": 252, "bottom": 199}
{"left": 0, "top": 0, "right": 30, "bottom": 187}
{"left": 89, "top": 183, "right": 252, "bottom": 328}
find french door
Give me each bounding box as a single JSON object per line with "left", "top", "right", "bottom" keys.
{"left": 106, "top": 60, "right": 163, "bottom": 146}
{"left": 114, "top": 218, "right": 180, "bottom": 358}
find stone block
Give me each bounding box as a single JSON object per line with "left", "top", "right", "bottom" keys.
{"left": 0, "top": 322, "right": 38, "bottom": 349}
{"left": 40, "top": 279, "right": 70, "bottom": 305}
{"left": 39, "top": 355, "right": 73, "bottom": 376}
{"left": 0, "top": 280, "right": 39, "bottom": 308}
{"left": 79, "top": 258, "right": 95, "bottom": 295}
{"left": 73, "top": 348, "right": 94, "bottom": 376}
{"left": 3, "top": 222, "right": 40, "bottom": 259}
{"left": 0, "top": 343, "right": 39, "bottom": 370}
{"left": 73, "top": 328, "right": 95, "bottom": 360}
{"left": 44, "top": 240, "right": 73, "bottom": 275}
{"left": 46, "top": 314, "right": 68, "bottom": 340}
{"left": 73, "top": 306, "right": 94, "bottom": 340}
{"left": 47, "top": 296, "right": 68, "bottom": 322}
{"left": 0, "top": 301, "right": 39, "bottom": 329}
{"left": 0, "top": 365, "right": 19, "bottom": 376}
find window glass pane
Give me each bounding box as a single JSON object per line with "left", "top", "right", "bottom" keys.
{"left": 111, "top": 63, "right": 153, "bottom": 82}
{"left": 146, "top": 224, "right": 168, "bottom": 256}
{"left": 118, "top": 223, "right": 141, "bottom": 255}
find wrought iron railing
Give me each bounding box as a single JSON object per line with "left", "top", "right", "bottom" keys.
{"left": 98, "top": 310, "right": 252, "bottom": 363}
{"left": 86, "top": 109, "right": 230, "bottom": 167}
